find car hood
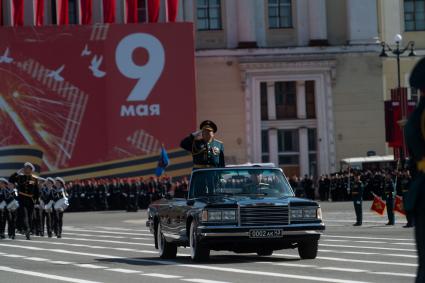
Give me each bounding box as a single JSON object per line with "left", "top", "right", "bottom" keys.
{"left": 197, "top": 195, "right": 318, "bottom": 207}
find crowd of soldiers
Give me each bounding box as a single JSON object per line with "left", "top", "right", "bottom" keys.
{"left": 0, "top": 163, "right": 69, "bottom": 240}
{"left": 65, "top": 176, "right": 189, "bottom": 212}
{"left": 288, "top": 168, "right": 411, "bottom": 202}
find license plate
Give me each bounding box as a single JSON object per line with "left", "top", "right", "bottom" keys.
{"left": 249, "top": 229, "right": 283, "bottom": 239}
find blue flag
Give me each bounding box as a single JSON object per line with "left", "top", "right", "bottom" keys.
{"left": 155, "top": 146, "right": 170, "bottom": 177}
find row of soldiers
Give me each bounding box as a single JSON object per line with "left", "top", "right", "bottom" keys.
{"left": 65, "top": 177, "right": 189, "bottom": 212}
{"left": 0, "top": 163, "right": 69, "bottom": 240}
{"left": 288, "top": 169, "right": 412, "bottom": 202}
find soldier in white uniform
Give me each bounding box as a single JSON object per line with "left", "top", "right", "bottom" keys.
{"left": 40, "top": 178, "right": 55, "bottom": 238}
{"left": 52, "top": 177, "right": 69, "bottom": 238}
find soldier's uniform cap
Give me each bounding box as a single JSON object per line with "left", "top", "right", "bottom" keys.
{"left": 55, "top": 177, "right": 66, "bottom": 186}
{"left": 0, "top": 178, "right": 8, "bottom": 184}
{"left": 200, "top": 120, "right": 218, "bottom": 133}
{"left": 24, "top": 162, "right": 35, "bottom": 171}
{"left": 46, "top": 177, "right": 55, "bottom": 184}
{"left": 409, "top": 57, "right": 425, "bottom": 92}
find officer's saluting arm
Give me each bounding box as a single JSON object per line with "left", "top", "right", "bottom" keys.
{"left": 180, "top": 132, "right": 199, "bottom": 152}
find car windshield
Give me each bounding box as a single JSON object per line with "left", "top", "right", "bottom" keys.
{"left": 189, "top": 168, "right": 294, "bottom": 198}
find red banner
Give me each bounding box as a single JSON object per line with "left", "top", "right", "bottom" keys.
{"left": 148, "top": 0, "right": 160, "bottom": 22}
{"left": 0, "top": 23, "right": 196, "bottom": 178}
{"left": 81, "top": 0, "right": 93, "bottom": 25}
{"left": 394, "top": 195, "right": 406, "bottom": 216}
{"left": 371, "top": 193, "right": 386, "bottom": 216}
{"left": 103, "top": 0, "right": 116, "bottom": 23}
{"left": 126, "top": 0, "right": 138, "bottom": 23}
{"left": 57, "top": 0, "right": 69, "bottom": 25}
{"left": 12, "top": 0, "right": 24, "bottom": 26}
{"left": 35, "top": 0, "right": 44, "bottom": 26}
{"left": 167, "top": 0, "right": 179, "bottom": 22}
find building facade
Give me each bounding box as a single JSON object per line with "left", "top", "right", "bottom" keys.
{"left": 2, "top": 0, "right": 423, "bottom": 177}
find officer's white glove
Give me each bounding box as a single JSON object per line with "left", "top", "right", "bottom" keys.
{"left": 191, "top": 130, "right": 202, "bottom": 137}
{"left": 17, "top": 168, "right": 24, "bottom": 174}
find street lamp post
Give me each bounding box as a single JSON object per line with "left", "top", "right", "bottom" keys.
{"left": 379, "top": 34, "right": 416, "bottom": 169}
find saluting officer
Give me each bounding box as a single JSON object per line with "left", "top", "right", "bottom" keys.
{"left": 9, "top": 162, "right": 40, "bottom": 240}
{"left": 180, "top": 120, "right": 225, "bottom": 169}
{"left": 351, "top": 175, "right": 364, "bottom": 226}
{"left": 404, "top": 57, "right": 425, "bottom": 283}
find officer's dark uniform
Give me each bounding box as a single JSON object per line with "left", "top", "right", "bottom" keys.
{"left": 383, "top": 175, "right": 395, "bottom": 225}
{"left": 0, "top": 180, "right": 6, "bottom": 239}
{"left": 400, "top": 172, "right": 414, "bottom": 227}
{"left": 3, "top": 184, "right": 18, "bottom": 239}
{"left": 405, "top": 57, "right": 425, "bottom": 283}
{"left": 180, "top": 120, "right": 225, "bottom": 168}
{"left": 351, "top": 177, "right": 364, "bottom": 226}
{"left": 9, "top": 171, "right": 39, "bottom": 240}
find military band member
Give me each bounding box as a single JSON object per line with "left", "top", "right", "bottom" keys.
{"left": 9, "top": 162, "right": 40, "bottom": 240}
{"left": 41, "top": 178, "right": 55, "bottom": 238}
{"left": 52, "top": 177, "right": 68, "bottom": 238}
{"left": 383, "top": 173, "right": 395, "bottom": 226}
{"left": 180, "top": 120, "right": 225, "bottom": 169}
{"left": 405, "top": 57, "right": 425, "bottom": 283}
{"left": 0, "top": 178, "right": 7, "bottom": 239}
{"left": 3, "top": 181, "right": 18, "bottom": 239}
{"left": 351, "top": 175, "right": 364, "bottom": 226}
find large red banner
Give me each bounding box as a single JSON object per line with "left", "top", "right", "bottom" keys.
{"left": 0, "top": 23, "right": 196, "bottom": 178}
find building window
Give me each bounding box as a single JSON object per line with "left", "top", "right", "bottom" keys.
{"left": 69, "top": 0, "right": 78, "bottom": 24}
{"left": 138, "top": 0, "right": 147, "bottom": 23}
{"left": 305, "top": 81, "right": 316, "bottom": 119}
{"left": 197, "top": 0, "right": 222, "bottom": 31}
{"left": 275, "top": 81, "right": 297, "bottom": 119}
{"left": 261, "top": 130, "right": 270, "bottom": 162}
{"left": 260, "top": 82, "right": 268, "bottom": 121}
{"left": 277, "top": 129, "right": 299, "bottom": 165}
{"left": 404, "top": 0, "right": 425, "bottom": 31}
{"left": 268, "top": 0, "right": 292, "bottom": 29}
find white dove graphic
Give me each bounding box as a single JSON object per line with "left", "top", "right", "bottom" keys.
{"left": 0, "top": 48, "right": 13, "bottom": 64}
{"left": 89, "top": 55, "right": 106, "bottom": 78}
{"left": 46, "top": 65, "right": 65, "bottom": 81}
{"left": 81, "top": 44, "right": 91, "bottom": 57}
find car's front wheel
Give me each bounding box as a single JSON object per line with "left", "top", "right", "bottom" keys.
{"left": 157, "top": 223, "right": 177, "bottom": 259}
{"left": 190, "top": 221, "right": 210, "bottom": 262}
{"left": 298, "top": 240, "right": 318, "bottom": 259}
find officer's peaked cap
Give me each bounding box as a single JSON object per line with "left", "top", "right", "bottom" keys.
{"left": 200, "top": 120, "right": 218, "bottom": 133}
{"left": 24, "top": 162, "right": 35, "bottom": 171}
{"left": 55, "top": 177, "right": 66, "bottom": 186}
{"left": 0, "top": 178, "right": 8, "bottom": 184}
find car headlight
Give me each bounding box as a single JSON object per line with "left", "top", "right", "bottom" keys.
{"left": 201, "top": 209, "right": 237, "bottom": 222}
{"left": 290, "top": 207, "right": 320, "bottom": 220}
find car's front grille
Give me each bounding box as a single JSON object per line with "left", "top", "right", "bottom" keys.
{"left": 239, "top": 205, "right": 289, "bottom": 226}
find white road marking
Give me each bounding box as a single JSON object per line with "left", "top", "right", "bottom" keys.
{"left": 0, "top": 265, "right": 102, "bottom": 283}
{"left": 106, "top": 268, "right": 141, "bottom": 274}
{"left": 181, "top": 279, "right": 232, "bottom": 283}
{"left": 323, "top": 235, "right": 413, "bottom": 242}
{"left": 318, "top": 267, "right": 367, "bottom": 273}
{"left": 2, "top": 254, "right": 25, "bottom": 258}
{"left": 371, "top": 272, "right": 415, "bottom": 277}
{"left": 63, "top": 228, "right": 151, "bottom": 236}
{"left": 273, "top": 253, "right": 418, "bottom": 267}
{"left": 318, "top": 249, "right": 418, "bottom": 258}
{"left": 269, "top": 263, "right": 318, "bottom": 268}
{"left": 320, "top": 243, "right": 416, "bottom": 252}
{"left": 50, "top": 261, "right": 75, "bottom": 265}
{"left": 91, "top": 226, "right": 150, "bottom": 233}
{"left": 61, "top": 237, "right": 155, "bottom": 247}
{"left": 74, "top": 264, "right": 108, "bottom": 269}
{"left": 142, "top": 273, "right": 183, "bottom": 278}
{"left": 64, "top": 232, "right": 128, "bottom": 239}
{"left": 393, "top": 242, "right": 416, "bottom": 246}
{"left": 25, "top": 257, "right": 49, "bottom": 262}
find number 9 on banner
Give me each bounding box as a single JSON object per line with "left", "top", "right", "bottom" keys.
{"left": 115, "top": 33, "right": 165, "bottom": 102}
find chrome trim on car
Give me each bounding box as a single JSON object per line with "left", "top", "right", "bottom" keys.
{"left": 200, "top": 230, "right": 323, "bottom": 237}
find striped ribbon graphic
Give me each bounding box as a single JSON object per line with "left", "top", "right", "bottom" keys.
{"left": 0, "top": 145, "right": 44, "bottom": 177}
{"left": 40, "top": 149, "right": 193, "bottom": 181}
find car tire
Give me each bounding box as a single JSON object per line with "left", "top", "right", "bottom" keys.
{"left": 256, "top": 249, "right": 273, "bottom": 256}
{"left": 298, "top": 240, "right": 318, "bottom": 259}
{"left": 157, "top": 223, "right": 177, "bottom": 259}
{"left": 190, "top": 221, "right": 210, "bottom": 262}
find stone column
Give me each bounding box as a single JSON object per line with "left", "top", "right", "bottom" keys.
{"left": 267, "top": 82, "right": 276, "bottom": 120}
{"left": 269, "top": 129, "right": 279, "bottom": 167}
{"left": 308, "top": 0, "right": 328, "bottom": 46}
{"left": 299, "top": 128, "right": 309, "bottom": 177}
{"left": 346, "top": 0, "right": 378, "bottom": 44}
{"left": 236, "top": 0, "right": 257, "bottom": 48}
{"left": 297, "top": 81, "right": 307, "bottom": 119}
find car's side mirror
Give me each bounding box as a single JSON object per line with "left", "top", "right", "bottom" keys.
{"left": 186, "top": 199, "right": 195, "bottom": 206}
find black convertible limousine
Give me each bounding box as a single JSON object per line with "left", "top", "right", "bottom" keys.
{"left": 146, "top": 166, "right": 325, "bottom": 261}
